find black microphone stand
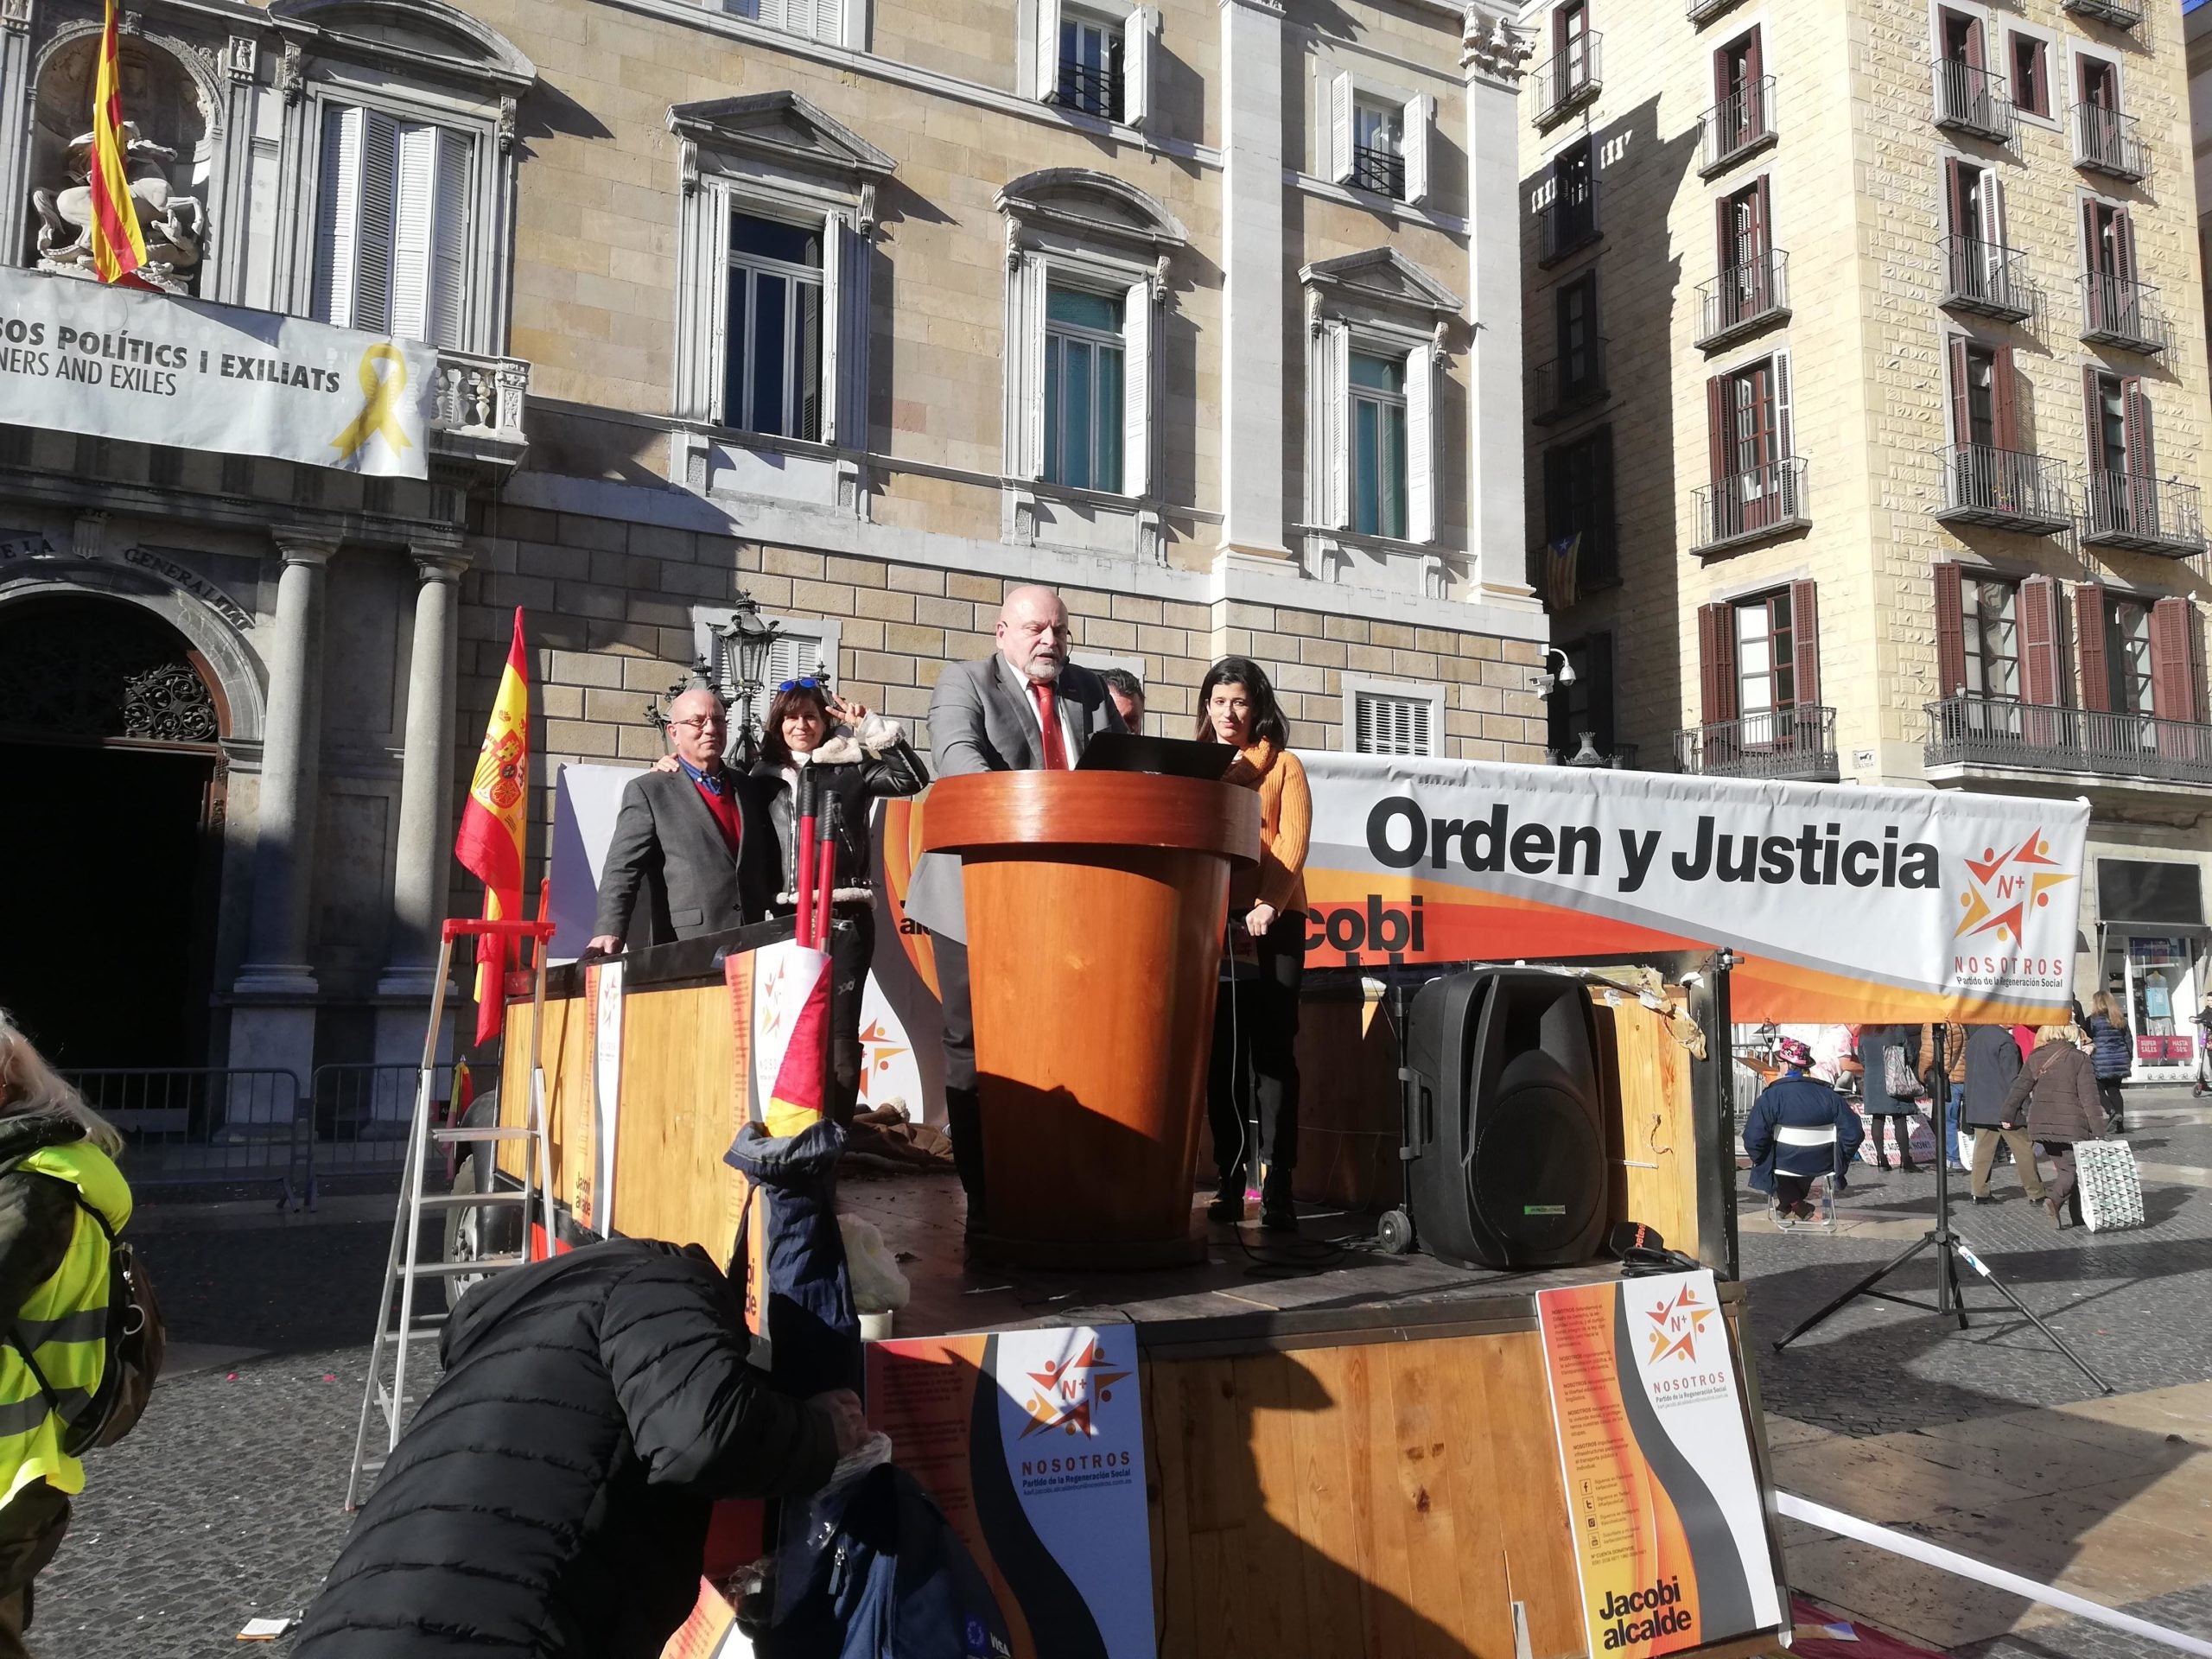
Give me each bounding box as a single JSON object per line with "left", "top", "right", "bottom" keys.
{"left": 1771, "top": 1025, "right": 2112, "bottom": 1393}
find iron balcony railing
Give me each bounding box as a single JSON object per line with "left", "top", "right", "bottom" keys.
{"left": 2080, "top": 273, "right": 2171, "bottom": 355}
{"left": 1541, "top": 176, "right": 1600, "bottom": 264}
{"left": 1701, "top": 75, "right": 1777, "bottom": 174}
{"left": 1935, "top": 445, "right": 2073, "bottom": 536}
{"left": 1531, "top": 339, "right": 1609, "bottom": 423}
{"left": 1939, "top": 236, "right": 2036, "bottom": 323}
{"left": 1534, "top": 33, "right": 1603, "bottom": 127}
{"left": 1057, "top": 59, "right": 1122, "bottom": 121}
{"left": 1685, "top": 0, "right": 1746, "bottom": 22}
{"left": 2079, "top": 471, "right": 2206, "bottom": 557}
{"left": 1675, "top": 705, "right": 1840, "bottom": 781}
{"left": 2072, "top": 104, "right": 2148, "bottom": 181}
{"left": 1693, "top": 456, "right": 1809, "bottom": 552}
{"left": 2062, "top": 0, "right": 2142, "bottom": 28}
{"left": 1927, "top": 695, "right": 2212, "bottom": 788}
{"left": 1934, "top": 60, "right": 2014, "bottom": 145}
{"left": 1351, "top": 143, "right": 1406, "bottom": 199}
{"left": 1694, "top": 249, "right": 1789, "bottom": 348}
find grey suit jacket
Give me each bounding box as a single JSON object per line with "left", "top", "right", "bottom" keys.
{"left": 906, "top": 656, "right": 1125, "bottom": 938}
{"left": 593, "top": 766, "right": 781, "bottom": 947}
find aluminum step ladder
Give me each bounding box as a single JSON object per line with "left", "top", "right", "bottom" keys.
{"left": 345, "top": 917, "right": 557, "bottom": 1510}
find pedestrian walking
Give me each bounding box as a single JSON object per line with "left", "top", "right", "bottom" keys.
{"left": 2083, "top": 992, "right": 2132, "bottom": 1133}
{"left": 2196, "top": 991, "right": 2212, "bottom": 1098}
{"left": 1996, "top": 1024, "right": 2107, "bottom": 1231}
{"left": 1960, "top": 1022, "right": 2045, "bottom": 1206}
{"left": 0, "top": 1012, "right": 135, "bottom": 1659}
{"left": 1856, "top": 1023, "right": 1923, "bottom": 1171}
{"left": 1917, "top": 1019, "right": 1969, "bottom": 1169}
{"left": 1743, "top": 1038, "right": 1864, "bottom": 1227}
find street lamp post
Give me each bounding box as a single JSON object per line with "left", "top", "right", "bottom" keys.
{"left": 643, "top": 588, "right": 781, "bottom": 766}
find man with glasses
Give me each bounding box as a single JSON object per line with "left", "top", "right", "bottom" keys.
{"left": 588, "top": 687, "right": 781, "bottom": 954}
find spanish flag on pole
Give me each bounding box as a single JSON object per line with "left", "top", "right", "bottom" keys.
{"left": 455, "top": 609, "right": 531, "bottom": 1046}
{"left": 88, "top": 0, "right": 149, "bottom": 287}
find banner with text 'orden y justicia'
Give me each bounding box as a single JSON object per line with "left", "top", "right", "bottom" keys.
{"left": 0, "top": 263, "right": 436, "bottom": 478}
{"left": 1296, "top": 754, "right": 2089, "bottom": 1025}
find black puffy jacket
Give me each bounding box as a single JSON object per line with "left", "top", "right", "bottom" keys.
{"left": 294, "top": 1239, "right": 838, "bottom": 1658}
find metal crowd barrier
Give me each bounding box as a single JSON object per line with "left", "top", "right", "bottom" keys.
{"left": 62, "top": 1068, "right": 308, "bottom": 1205}
{"left": 300, "top": 1062, "right": 458, "bottom": 1207}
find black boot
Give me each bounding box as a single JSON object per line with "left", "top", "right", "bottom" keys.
{"left": 1258, "top": 1168, "right": 1297, "bottom": 1233}
{"left": 1207, "top": 1172, "right": 1245, "bottom": 1224}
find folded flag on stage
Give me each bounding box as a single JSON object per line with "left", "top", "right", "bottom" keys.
{"left": 454, "top": 608, "right": 531, "bottom": 1046}
{"left": 89, "top": 0, "right": 150, "bottom": 287}
{"left": 751, "top": 941, "right": 833, "bottom": 1137}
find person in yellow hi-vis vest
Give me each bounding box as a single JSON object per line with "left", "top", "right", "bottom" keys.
{"left": 0, "top": 1012, "right": 130, "bottom": 1658}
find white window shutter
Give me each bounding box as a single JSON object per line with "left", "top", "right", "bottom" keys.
{"left": 1774, "top": 349, "right": 1794, "bottom": 457}
{"left": 821, "top": 212, "right": 845, "bottom": 444}
{"left": 390, "top": 124, "right": 435, "bottom": 342}
{"left": 1322, "top": 320, "right": 1350, "bottom": 528}
{"left": 821, "top": 215, "right": 872, "bottom": 449}
{"left": 1004, "top": 252, "right": 1047, "bottom": 476}
{"left": 1122, "top": 277, "right": 1151, "bottom": 497}
{"left": 1402, "top": 93, "right": 1433, "bottom": 205}
{"left": 1328, "top": 72, "right": 1355, "bottom": 182}
{"left": 355, "top": 109, "right": 398, "bottom": 333}
{"left": 1124, "top": 6, "right": 1158, "bottom": 129}
{"left": 1980, "top": 172, "right": 2006, "bottom": 251}
{"left": 1405, "top": 340, "right": 1435, "bottom": 543}
{"left": 312, "top": 104, "right": 364, "bottom": 327}
{"left": 427, "top": 127, "right": 471, "bottom": 349}
{"left": 1036, "top": 0, "right": 1062, "bottom": 100}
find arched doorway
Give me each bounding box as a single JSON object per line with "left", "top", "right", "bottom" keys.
{"left": 0, "top": 595, "right": 225, "bottom": 1066}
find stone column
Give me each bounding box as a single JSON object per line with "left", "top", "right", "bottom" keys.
{"left": 1463, "top": 7, "right": 1538, "bottom": 601}
{"left": 229, "top": 532, "right": 335, "bottom": 1091}
{"left": 378, "top": 550, "right": 467, "bottom": 998}
{"left": 1215, "top": 0, "right": 1291, "bottom": 567}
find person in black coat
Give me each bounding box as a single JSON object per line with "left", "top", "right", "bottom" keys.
{"left": 1856, "top": 1023, "right": 1923, "bottom": 1171}
{"left": 1961, "top": 1022, "right": 2046, "bottom": 1205}
{"left": 1742, "top": 1037, "right": 1864, "bottom": 1226}
{"left": 294, "top": 1239, "right": 868, "bottom": 1659}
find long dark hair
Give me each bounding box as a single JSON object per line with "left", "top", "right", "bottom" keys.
{"left": 759, "top": 681, "right": 832, "bottom": 770}
{"left": 1193, "top": 656, "right": 1287, "bottom": 748}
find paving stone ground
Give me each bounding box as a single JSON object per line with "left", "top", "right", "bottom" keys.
{"left": 26, "top": 1090, "right": 2212, "bottom": 1656}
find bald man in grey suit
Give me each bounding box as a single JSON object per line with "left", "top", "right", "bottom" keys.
{"left": 920, "top": 586, "right": 1122, "bottom": 1226}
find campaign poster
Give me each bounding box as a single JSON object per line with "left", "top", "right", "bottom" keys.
{"left": 1535, "top": 1271, "right": 1783, "bottom": 1657}
{"left": 587, "top": 957, "right": 625, "bottom": 1237}
{"left": 867, "top": 1326, "right": 1156, "bottom": 1659}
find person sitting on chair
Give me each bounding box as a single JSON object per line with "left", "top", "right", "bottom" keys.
{"left": 1743, "top": 1037, "right": 1864, "bottom": 1229}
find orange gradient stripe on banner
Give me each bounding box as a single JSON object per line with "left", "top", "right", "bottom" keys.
{"left": 877, "top": 797, "right": 941, "bottom": 1000}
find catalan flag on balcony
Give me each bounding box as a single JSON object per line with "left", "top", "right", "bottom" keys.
{"left": 1544, "top": 531, "right": 1581, "bottom": 613}
{"left": 87, "top": 0, "right": 149, "bottom": 286}
{"left": 455, "top": 609, "right": 531, "bottom": 1046}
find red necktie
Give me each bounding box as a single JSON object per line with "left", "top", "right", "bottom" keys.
{"left": 1032, "top": 682, "right": 1069, "bottom": 771}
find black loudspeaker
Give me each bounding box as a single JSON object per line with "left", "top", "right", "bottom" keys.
{"left": 1399, "top": 969, "right": 1608, "bottom": 1269}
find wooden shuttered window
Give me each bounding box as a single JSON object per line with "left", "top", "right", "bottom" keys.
{"left": 312, "top": 103, "right": 472, "bottom": 348}
{"left": 2019, "top": 575, "right": 2063, "bottom": 708}
{"left": 1788, "top": 579, "right": 1821, "bottom": 709}
{"left": 1706, "top": 376, "right": 1730, "bottom": 485}
{"left": 1948, "top": 339, "right": 2019, "bottom": 450}
{"left": 2150, "top": 596, "right": 2202, "bottom": 726}
{"left": 1934, "top": 561, "right": 1967, "bottom": 696}
{"left": 1697, "top": 601, "right": 1738, "bottom": 724}
{"left": 2075, "top": 582, "right": 2111, "bottom": 712}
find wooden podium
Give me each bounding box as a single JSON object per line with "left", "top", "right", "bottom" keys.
{"left": 920, "top": 770, "right": 1259, "bottom": 1268}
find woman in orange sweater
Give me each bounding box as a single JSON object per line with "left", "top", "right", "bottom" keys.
{"left": 1196, "top": 657, "right": 1311, "bottom": 1233}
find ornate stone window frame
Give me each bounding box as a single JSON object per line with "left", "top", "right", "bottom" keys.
{"left": 998, "top": 168, "right": 1185, "bottom": 563}
{"left": 1300, "top": 247, "right": 1460, "bottom": 594}
{"left": 267, "top": 0, "right": 534, "bottom": 358}
{"left": 669, "top": 92, "right": 893, "bottom": 520}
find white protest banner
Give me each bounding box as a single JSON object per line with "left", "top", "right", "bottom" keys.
{"left": 0, "top": 264, "right": 436, "bottom": 478}
{"left": 1297, "top": 754, "right": 2089, "bottom": 1023}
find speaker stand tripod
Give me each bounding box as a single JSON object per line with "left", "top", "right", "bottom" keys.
{"left": 1770, "top": 1027, "right": 2112, "bottom": 1395}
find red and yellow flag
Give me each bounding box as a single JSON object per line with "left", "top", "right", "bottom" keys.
{"left": 454, "top": 608, "right": 531, "bottom": 1046}
{"left": 88, "top": 0, "right": 149, "bottom": 287}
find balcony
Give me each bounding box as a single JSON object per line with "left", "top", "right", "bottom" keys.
{"left": 1540, "top": 178, "right": 1600, "bottom": 264}
{"left": 1057, "top": 59, "right": 1122, "bottom": 122}
{"left": 1927, "top": 696, "right": 2212, "bottom": 790}
{"left": 428, "top": 349, "right": 531, "bottom": 472}
{"left": 2078, "top": 472, "right": 2205, "bottom": 558}
{"left": 1530, "top": 340, "right": 1609, "bottom": 425}
{"left": 1694, "top": 249, "right": 1789, "bottom": 349}
{"left": 1350, "top": 141, "right": 1405, "bottom": 199}
{"left": 1675, "top": 705, "right": 1840, "bottom": 782}
{"left": 2072, "top": 104, "right": 2148, "bottom": 182}
{"left": 1533, "top": 35, "right": 1603, "bottom": 129}
{"left": 1934, "top": 61, "right": 2014, "bottom": 145}
{"left": 1934, "top": 446, "right": 2072, "bottom": 536}
{"left": 1685, "top": 0, "right": 1746, "bottom": 22}
{"left": 2080, "top": 274, "right": 2171, "bottom": 355}
{"left": 1701, "top": 76, "right": 1777, "bottom": 175}
{"left": 1939, "top": 237, "right": 2036, "bottom": 323}
{"left": 2062, "top": 0, "right": 2143, "bottom": 28}
{"left": 1693, "top": 456, "right": 1809, "bottom": 554}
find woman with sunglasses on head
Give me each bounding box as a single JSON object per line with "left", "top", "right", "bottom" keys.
{"left": 672, "top": 677, "right": 929, "bottom": 1122}
{"left": 1195, "top": 657, "right": 1311, "bottom": 1234}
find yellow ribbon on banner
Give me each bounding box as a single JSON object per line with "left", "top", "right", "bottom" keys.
{"left": 329, "top": 342, "right": 414, "bottom": 463}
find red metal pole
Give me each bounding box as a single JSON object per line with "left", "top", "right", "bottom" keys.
{"left": 793, "top": 762, "right": 817, "bottom": 947}
{"left": 813, "top": 798, "right": 839, "bottom": 951}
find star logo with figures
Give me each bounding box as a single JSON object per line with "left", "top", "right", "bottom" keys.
{"left": 1643, "top": 1284, "right": 1716, "bottom": 1366}
{"left": 1955, "top": 830, "right": 2075, "bottom": 945}
{"left": 1018, "top": 1337, "right": 1130, "bottom": 1438}
{"left": 857, "top": 1016, "right": 906, "bottom": 1103}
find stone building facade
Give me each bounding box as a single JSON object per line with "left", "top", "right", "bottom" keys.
{"left": 1522, "top": 0, "right": 2212, "bottom": 1080}
{"left": 0, "top": 0, "right": 1548, "bottom": 1080}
